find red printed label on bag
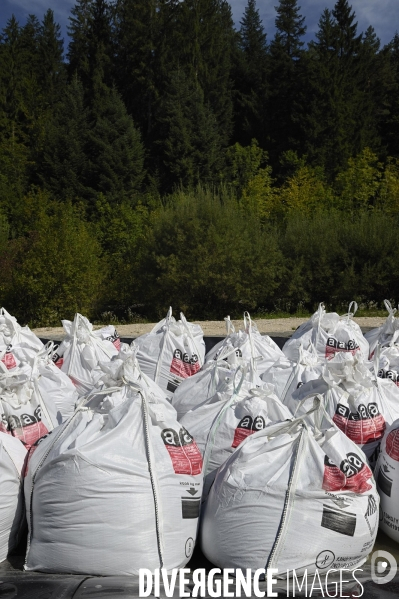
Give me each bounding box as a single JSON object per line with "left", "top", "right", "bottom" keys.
{"left": 325, "top": 337, "right": 360, "bottom": 360}
{"left": 170, "top": 349, "right": 200, "bottom": 378}
{"left": 53, "top": 354, "right": 64, "bottom": 369}
{"left": 333, "top": 403, "right": 386, "bottom": 444}
{"left": 24, "top": 432, "right": 52, "bottom": 477}
{"left": 386, "top": 428, "right": 399, "bottom": 461}
{"left": 161, "top": 427, "right": 202, "bottom": 475}
{"left": 1, "top": 351, "right": 17, "bottom": 370}
{"left": 8, "top": 406, "right": 49, "bottom": 450}
{"left": 232, "top": 415, "right": 266, "bottom": 448}
{"left": 322, "top": 453, "right": 372, "bottom": 493}
{"left": 105, "top": 332, "right": 121, "bottom": 351}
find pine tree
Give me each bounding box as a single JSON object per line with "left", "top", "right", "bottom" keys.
{"left": 86, "top": 86, "right": 145, "bottom": 205}
{"left": 267, "top": 0, "right": 306, "bottom": 166}
{"left": 380, "top": 32, "right": 399, "bottom": 157}
{"left": 38, "top": 10, "right": 66, "bottom": 107}
{"left": 0, "top": 17, "right": 32, "bottom": 216}
{"left": 38, "top": 77, "right": 90, "bottom": 202}
{"left": 158, "top": 68, "right": 224, "bottom": 189}
{"left": 67, "top": 0, "right": 114, "bottom": 99}
{"left": 233, "top": 0, "right": 268, "bottom": 146}
{"left": 159, "top": 0, "right": 236, "bottom": 147}
{"left": 113, "top": 0, "right": 157, "bottom": 139}
{"left": 301, "top": 1, "right": 383, "bottom": 178}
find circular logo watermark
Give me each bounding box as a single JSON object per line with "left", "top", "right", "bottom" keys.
{"left": 371, "top": 550, "right": 398, "bottom": 585}
{"left": 316, "top": 550, "right": 335, "bottom": 569}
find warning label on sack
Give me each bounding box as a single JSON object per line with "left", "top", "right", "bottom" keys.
{"left": 7, "top": 406, "right": 49, "bottom": 449}
{"left": 321, "top": 505, "right": 357, "bottom": 536}
{"left": 181, "top": 498, "right": 201, "bottom": 519}
{"left": 325, "top": 337, "right": 360, "bottom": 360}
{"left": 386, "top": 428, "right": 399, "bottom": 461}
{"left": 170, "top": 349, "right": 200, "bottom": 379}
{"left": 322, "top": 453, "right": 373, "bottom": 493}
{"left": 232, "top": 415, "right": 266, "bottom": 448}
{"left": 161, "top": 427, "right": 202, "bottom": 475}
{"left": 1, "top": 350, "right": 17, "bottom": 370}
{"left": 333, "top": 402, "right": 386, "bottom": 444}
{"left": 105, "top": 332, "right": 121, "bottom": 351}
{"left": 377, "top": 466, "right": 393, "bottom": 497}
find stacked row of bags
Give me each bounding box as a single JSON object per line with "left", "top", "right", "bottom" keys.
{"left": 1, "top": 302, "right": 399, "bottom": 577}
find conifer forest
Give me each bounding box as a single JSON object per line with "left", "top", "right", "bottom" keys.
{"left": 1, "top": 0, "right": 399, "bottom": 325}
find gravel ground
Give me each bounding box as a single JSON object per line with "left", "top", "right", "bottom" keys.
{"left": 33, "top": 316, "right": 385, "bottom": 341}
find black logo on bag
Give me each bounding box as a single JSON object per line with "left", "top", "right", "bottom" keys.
{"left": 336, "top": 403, "right": 380, "bottom": 421}
{"left": 326, "top": 338, "right": 359, "bottom": 351}
{"left": 340, "top": 453, "right": 365, "bottom": 478}
{"left": 173, "top": 349, "right": 198, "bottom": 365}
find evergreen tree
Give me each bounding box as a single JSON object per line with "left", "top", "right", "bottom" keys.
{"left": 233, "top": 0, "right": 268, "bottom": 146}
{"left": 67, "top": 0, "right": 114, "bottom": 99}
{"left": 160, "top": 0, "right": 236, "bottom": 147}
{"left": 267, "top": 0, "right": 306, "bottom": 166}
{"left": 300, "top": 1, "right": 382, "bottom": 178}
{"left": 85, "top": 86, "right": 145, "bottom": 205}
{"left": 39, "top": 77, "right": 90, "bottom": 202}
{"left": 113, "top": 0, "right": 157, "bottom": 139}
{"left": 0, "top": 17, "right": 32, "bottom": 216}
{"left": 158, "top": 68, "right": 224, "bottom": 189}
{"left": 380, "top": 32, "right": 399, "bottom": 157}
{"left": 38, "top": 10, "right": 66, "bottom": 107}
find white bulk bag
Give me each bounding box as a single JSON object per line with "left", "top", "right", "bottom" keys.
{"left": 365, "top": 300, "right": 399, "bottom": 358}
{"left": 91, "top": 344, "right": 176, "bottom": 418}
{"left": 283, "top": 302, "right": 369, "bottom": 362}
{"left": 134, "top": 308, "right": 205, "bottom": 400}
{"left": 291, "top": 352, "right": 399, "bottom": 464}
{"left": 28, "top": 343, "right": 78, "bottom": 422}
{"left": 375, "top": 418, "right": 399, "bottom": 542}
{"left": 377, "top": 345, "right": 399, "bottom": 388}
{"left": 205, "top": 313, "right": 283, "bottom": 375}
{"left": 261, "top": 344, "right": 323, "bottom": 410}
{"left": 0, "top": 365, "right": 58, "bottom": 450}
{"left": 181, "top": 368, "right": 291, "bottom": 498}
{"left": 171, "top": 345, "right": 262, "bottom": 420}
{"left": 24, "top": 380, "right": 203, "bottom": 575}
{"left": 0, "top": 432, "right": 27, "bottom": 562}
{"left": 0, "top": 308, "right": 43, "bottom": 370}
{"left": 201, "top": 404, "right": 379, "bottom": 573}
{"left": 52, "top": 313, "right": 118, "bottom": 396}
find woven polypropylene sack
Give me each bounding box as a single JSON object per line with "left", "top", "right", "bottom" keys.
{"left": 181, "top": 380, "right": 291, "bottom": 498}
{"left": 283, "top": 303, "right": 369, "bottom": 363}
{"left": 24, "top": 379, "right": 203, "bottom": 575}
{"left": 261, "top": 344, "right": 323, "bottom": 410}
{"left": 291, "top": 352, "right": 399, "bottom": 465}
{"left": 0, "top": 432, "right": 27, "bottom": 562}
{"left": 0, "top": 308, "right": 43, "bottom": 370}
{"left": 365, "top": 300, "right": 399, "bottom": 358}
{"left": 375, "top": 418, "right": 399, "bottom": 542}
{"left": 0, "top": 365, "right": 59, "bottom": 450}
{"left": 134, "top": 308, "right": 205, "bottom": 400}
{"left": 205, "top": 313, "right": 283, "bottom": 375}
{"left": 201, "top": 412, "right": 379, "bottom": 574}
{"left": 172, "top": 346, "right": 262, "bottom": 421}
{"left": 52, "top": 314, "right": 118, "bottom": 396}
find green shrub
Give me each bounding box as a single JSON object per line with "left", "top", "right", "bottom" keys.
{"left": 133, "top": 185, "right": 284, "bottom": 319}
